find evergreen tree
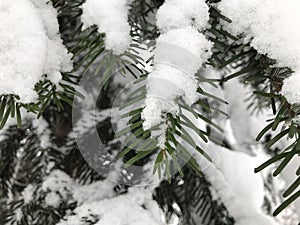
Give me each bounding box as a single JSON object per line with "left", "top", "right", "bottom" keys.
{"left": 0, "top": 0, "right": 299, "bottom": 225}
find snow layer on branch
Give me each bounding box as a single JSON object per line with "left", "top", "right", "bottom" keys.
{"left": 0, "top": 0, "right": 72, "bottom": 103}
{"left": 179, "top": 105, "right": 283, "bottom": 224}
{"left": 281, "top": 74, "right": 300, "bottom": 105}
{"left": 218, "top": 0, "right": 300, "bottom": 105}
{"left": 50, "top": 164, "right": 163, "bottom": 225}
{"left": 41, "top": 170, "right": 74, "bottom": 207}
{"left": 155, "top": 27, "right": 213, "bottom": 75}
{"left": 143, "top": 27, "right": 213, "bottom": 129}
{"left": 81, "top": 0, "right": 132, "bottom": 55}
{"left": 156, "top": 0, "right": 210, "bottom": 32}
{"left": 193, "top": 143, "right": 280, "bottom": 225}
{"left": 142, "top": 1, "right": 211, "bottom": 140}
{"left": 58, "top": 188, "right": 163, "bottom": 225}
{"left": 218, "top": 0, "right": 300, "bottom": 71}
{"left": 30, "top": 0, "right": 73, "bottom": 83}
{"left": 42, "top": 170, "right": 73, "bottom": 196}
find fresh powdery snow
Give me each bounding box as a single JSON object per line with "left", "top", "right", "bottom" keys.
{"left": 156, "top": 0, "right": 210, "bottom": 32}
{"left": 38, "top": 164, "right": 163, "bottom": 225}
{"left": 218, "top": 0, "right": 300, "bottom": 105}
{"left": 0, "top": 0, "right": 72, "bottom": 103}
{"left": 81, "top": 0, "right": 132, "bottom": 55}
{"left": 58, "top": 188, "right": 163, "bottom": 225}
{"left": 30, "top": 0, "right": 73, "bottom": 84}
{"left": 193, "top": 143, "right": 280, "bottom": 225}
{"left": 142, "top": 0, "right": 212, "bottom": 145}
{"left": 218, "top": 0, "right": 300, "bottom": 71}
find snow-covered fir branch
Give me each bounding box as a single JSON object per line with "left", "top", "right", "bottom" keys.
{"left": 81, "top": 0, "right": 132, "bottom": 55}
{"left": 0, "top": 0, "right": 72, "bottom": 103}
{"left": 142, "top": 0, "right": 212, "bottom": 146}
{"left": 218, "top": 0, "right": 300, "bottom": 106}
{"left": 1, "top": 0, "right": 300, "bottom": 225}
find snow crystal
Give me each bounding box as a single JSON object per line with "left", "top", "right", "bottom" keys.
{"left": 281, "top": 75, "right": 300, "bottom": 105}
{"left": 0, "top": 0, "right": 72, "bottom": 103}
{"left": 156, "top": 0, "right": 210, "bottom": 32}
{"left": 142, "top": 0, "right": 212, "bottom": 141}
{"left": 81, "top": 0, "right": 132, "bottom": 55}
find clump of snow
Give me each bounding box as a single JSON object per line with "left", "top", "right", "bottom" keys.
{"left": 14, "top": 208, "right": 23, "bottom": 222}
{"left": 81, "top": 0, "right": 132, "bottom": 55}
{"left": 0, "top": 0, "right": 72, "bottom": 103}
{"left": 218, "top": 0, "right": 300, "bottom": 71}
{"left": 292, "top": 115, "right": 300, "bottom": 125}
{"left": 141, "top": 0, "right": 211, "bottom": 144}
{"left": 72, "top": 180, "right": 116, "bottom": 205}
{"left": 156, "top": 0, "right": 210, "bottom": 32}
{"left": 40, "top": 166, "right": 163, "bottom": 225}
{"left": 42, "top": 170, "right": 73, "bottom": 199}
{"left": 22, "top": 184, "right": 36, "bottom": 204}
{"left": 32, "top": 117, "right": 52, "bottom": 149}
{"left": 57, "top": 188, "right": 163, "bottom": 225}
{"left": 178, "top": 102, "right": 283, "bottom": 224}
{"left": 30, "top": 0, "right": 73, "bottom": 84}
{"left": 218, "top": 0, "right": 300, "bottom": 106}
{"left": 155, "top": 27, "right": 213, "bottom": 76}
{"left": 281, "top": 75, "right": 300, "bottom": 105}
{"left": 223, "top": 75, "right": 273, "bottom": 147}
{"left": 41, "top": 170, "right": 73, "bottom": 207}
{"left": 0, "top": 0, "right": 46, "bottom": 103}
{"left": 45, "top": 192, "right": 62, "bottom": 208}
{"left": 195, "top": 143, "right": 280, "bottom": 225}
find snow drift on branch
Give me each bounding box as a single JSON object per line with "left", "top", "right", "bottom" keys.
{"left": 81, "top": 0, "right": 132, "bottom": 55}
{"left": 218, "top": 0, "right": 300, "bottom": 71}
{"left": 218, "top": 0, "right": 300, "bottom": 105}
{"left": 0, "top": 0, "right": 72, "bottom": 103}
{"left": 38, "top": 167, "right": 163, "bottom": 225}
{"left": 156, "top": 0, "right": 210, "bottom": 32}
{"left": 141, "top": 0, "right": 212, "bottom": 146}
{"left": 199, "top": 144, "right": 280, "bottom": 225}
{"left": 58, "top": 188, "right": 163, "bottom": 225}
